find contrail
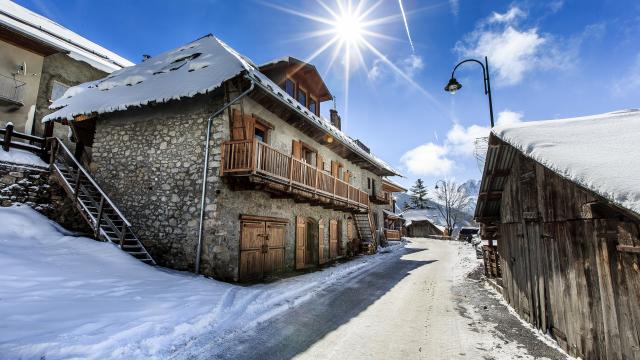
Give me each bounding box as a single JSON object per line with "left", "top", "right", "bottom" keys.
{"left": 397, "top": 0, "right": 415, "bottom": 52}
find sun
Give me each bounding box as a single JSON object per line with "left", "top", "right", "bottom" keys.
{"left": 332, "top": 8, "right": 364, "bottom": 44}
{"left": 264, "top": 0, "right": 435, "bottom": 128}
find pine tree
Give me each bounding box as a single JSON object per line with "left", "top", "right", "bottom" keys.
{"left": 409, "top": 178, "right": 429, "bottom": 209}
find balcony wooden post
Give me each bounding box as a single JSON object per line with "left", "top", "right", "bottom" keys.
{"left": 251, "top": 139, "right": 258, "bottom": 173}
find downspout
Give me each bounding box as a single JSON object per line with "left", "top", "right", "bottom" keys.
{"left": 195, "top": 79, "right": 255, "bottom": 274}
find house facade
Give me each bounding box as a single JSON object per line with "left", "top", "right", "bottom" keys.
{"left": 45, "top": 35, "right": 400, "bottom": 282}
{"left": 475, "top": 110, "right": 640, "bottom": 360}
{"left": 381, "top": 178, "right": 406, "bottom": 240}
{"left": 0, "top": 0, "right": 132, "bottom": 144}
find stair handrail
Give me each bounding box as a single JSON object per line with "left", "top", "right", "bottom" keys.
{"left": 51, "top": 137, "right": 132, "bottom": 227}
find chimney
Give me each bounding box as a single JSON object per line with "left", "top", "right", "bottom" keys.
{"left": 329, "top": 109, "right": 341, "bottom": 130}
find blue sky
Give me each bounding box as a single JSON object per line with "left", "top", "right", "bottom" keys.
{"left": 16, "top": 0, "right": 640, "bottom": 190}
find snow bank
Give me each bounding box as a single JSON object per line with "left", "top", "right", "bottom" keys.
{"left": 493, "top": 108, "right": 640, "bottom": 216}
{"left": 0, "top": 148, "right": 47, "bottom": 168}
{"left": 0, "top": 205, "right": 405, "bottom": 359}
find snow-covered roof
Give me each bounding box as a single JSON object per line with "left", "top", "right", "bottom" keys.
{"left": 0, "top": 0, "right": 133, "bottom": 73}
{"left": 399, "top": 208, "right": 445, "bottom": 231}
{"left": 44, "top": 35, "right": 399, "bottom": 175}
{"left": 493, "top": 108, "right": 640, "bottom": 216}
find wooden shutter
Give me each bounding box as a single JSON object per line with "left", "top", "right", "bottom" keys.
{"left": 343, "top": 170, "right": 351, "bottom": 183}
{"left": 316, "top": 154, "right": 324, "bottom": 170}
{"left": 295, "top": 216, "right": 306, "bottom": 269}
{"left": 318, "top": 218, "right": 326, "bottom": 264}
{"left": 331, "top": 161, "right": 339, "bottom": 177}
{"left": 231, "top": 109, "right": 255, "bottom": 140}
{"left": 330, "top": 219, "right": 338, "bottom": 258}
{"left": 292, "top": 140, "right": 302, "bottom": 160}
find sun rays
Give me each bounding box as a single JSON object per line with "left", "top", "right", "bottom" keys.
{"left": 263, "top": 0, "right": 444, "bottom": 127}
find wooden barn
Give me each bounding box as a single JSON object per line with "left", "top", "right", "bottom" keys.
{"left": 400, "top": 209, "right": 445, "bottom": 238}
{"left": 475, "top": 109, "right": 640, "bottom": 360}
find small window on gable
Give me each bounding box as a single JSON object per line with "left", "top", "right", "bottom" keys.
{"left": 50, "top": 80, "right": 70, "bottom": 102}
{"left": 308, "top": 98, "right": 317, "bottom": 114}
{"left": 284, "top": 79, "right": 295, "bottom": 98}
{"left": 297, "top": 88, "right": 307, "bottom": 107}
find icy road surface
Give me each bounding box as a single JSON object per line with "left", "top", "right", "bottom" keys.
{"left": 177, "top": 238, "right": 570, "bottom": 360}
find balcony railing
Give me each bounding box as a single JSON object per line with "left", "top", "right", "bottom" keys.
{"left": 222, "top": 139, "right": 370, "bottom": 210}
{"left": 0, "top": 74, "right": 25, "bottom": 106}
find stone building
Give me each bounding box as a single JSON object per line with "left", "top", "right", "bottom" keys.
{"left": 44, "top": 35, "right": 400, "bottom": 282}
{"left": 0, "top": 0, "right": 132, "bottom": 146}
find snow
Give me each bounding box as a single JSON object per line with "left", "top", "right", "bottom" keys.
{"left": 0, "top": 148, "right": 47, "bottom": 167}
{"left": 0, "top": 0, "right": 133, "bottom": 72}
{"left": 0, "top": 205, "right": 405, "bottom": 360}
{"left": 493, "top": 108, "right": 640, "bottom": 216}
{"left": 43, "top": 34, "right": 399, "bottom": 176}
{"left": 400, "top": 208, "right": 448, "bottom": 231}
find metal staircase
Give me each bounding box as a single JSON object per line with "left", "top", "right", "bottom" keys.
{"left": 353, "top": 212, "right": 376, "bottom": 254}
{"left": 49, "top": 138, "right": 155, "bottom": 265}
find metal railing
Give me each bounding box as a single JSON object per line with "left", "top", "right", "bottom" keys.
{"left": 0, "top": 74, "right": 25, "bottom": 106}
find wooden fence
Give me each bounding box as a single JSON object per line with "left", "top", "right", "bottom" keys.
{"left": 1, "top": 123, "right": 48, "bottom": 161}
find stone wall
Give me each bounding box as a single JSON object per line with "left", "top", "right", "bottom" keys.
{"left": 91, "top": 94, "right": 223, "bottom": 273}
{"left": 0, "top": 161, "right": 91, "bottom": 233}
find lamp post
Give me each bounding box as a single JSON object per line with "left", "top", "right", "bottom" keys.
{"left": 444, "top": 56, "right": 495, "bottom": 128}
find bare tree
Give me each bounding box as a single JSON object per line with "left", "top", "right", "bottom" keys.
{"left": 433, "top": 180, "right": 474, "bottom": 235}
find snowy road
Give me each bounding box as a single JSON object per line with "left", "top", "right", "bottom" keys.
{"left": 179, "top": 238, "right": 569, "bottom": 360}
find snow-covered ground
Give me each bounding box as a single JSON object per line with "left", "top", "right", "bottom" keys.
{"left": 0, "top": 205, "right": 405, "bottom": 360}
{"left": 0, "top": 148, "right": 47, "bottom": 168}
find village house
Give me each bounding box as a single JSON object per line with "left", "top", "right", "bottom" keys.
{"left": 475, "top": 109, "right": 640, "bottom": 360}
{"left": 43, "top": 34, "right": 401, "bottom": 282}
{"left": 381, "top": 178, "right": 406, "bottom": 240}
{"left": 400, "top": 208, "right": 446, "bottom": 238}
{"left": 0, "top": 0, "right": 132, "bottom": 147}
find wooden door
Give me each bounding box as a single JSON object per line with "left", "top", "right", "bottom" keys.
{"left": 330, "top": 219, "right": 339, "bottom": 258}
{"left": 295, "top": 216, "right": 306, "bottom": 269}
{"left": 319, "top": 218, "right": 327, "bottom": 264}
{"left": 239, "top": 221, "right": 265, "bottom": 281}
{"left": 264, "top": 222, "right": 285, "bottom": 273}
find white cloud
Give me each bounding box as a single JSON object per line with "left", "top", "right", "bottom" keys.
{"left": 401, "top": 54, "right": 424, "bottom": 77}
{"left": 613, "top": 54, "right": 640, "bottom": 96}
{"left": 368, "top": 54, "right": 424, "bottom": 81}
{"left": 446, "top": 123, "right": 489, "bottom": 155}
{"left": 455, "top": 5, "right": 575, "bottom": 86}
{"left": 449, "top": 0, "right": 459, "bottom": 16}
{"left": 400, "top": 110, "right": 523, "bottom": 176}
{"left": 400, "top": 143, "right": 454, "bottom": 176}
{"left": 548, "top": 0, "right": 564, "bottom": 13}
{"left": 495, "top": 109, "right": 524, "bottom": 126}
{"left": 489, "top": 7, "right": 525, "bottom": 24}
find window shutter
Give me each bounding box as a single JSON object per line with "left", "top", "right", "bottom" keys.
{"left": 318, "top": 218, "right": 326, "bottom": 264}
{"left": 243, "top": 115, "right": 255, "bottom": 141}
{"left": 343, "top": 170, "right": 351, "bottom": 183}
{"left": 231, "top": 109, "right": 245, "bottom": 140}
{"left": 292, "top": 140, "right": 302, "bottom": 159}
{"left": 331, "top": 161, "right": 339, "bottom": 177}
{"left": 295, "top": 216, "right": 306, "bottom": 269}
{"left": 316, "top": 154, "right": 324, "bottom": 169}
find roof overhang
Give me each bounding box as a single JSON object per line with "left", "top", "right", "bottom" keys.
{"left": 260, "top": 56, "right": 332, "bottom": 102}
{"left": 0, "top": 22, "right": 66, "bottom": 56}
{"left": 382, "top": 178, "right": 407, "bottom": 193}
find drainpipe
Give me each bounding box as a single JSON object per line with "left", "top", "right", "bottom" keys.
{"left": 195, "top": 80, "right": 255, "bottom": 274}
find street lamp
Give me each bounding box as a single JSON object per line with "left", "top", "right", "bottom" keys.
{"left": 445, "top": 56, "right": 495, "bottom": 128}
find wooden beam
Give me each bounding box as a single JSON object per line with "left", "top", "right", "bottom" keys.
{"left": 617, "top": 245, "right": 640, "bottom": 254}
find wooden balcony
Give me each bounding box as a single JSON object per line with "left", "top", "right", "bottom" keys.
{"left": 221, "top": 140, "right": 370, "bottom": 212}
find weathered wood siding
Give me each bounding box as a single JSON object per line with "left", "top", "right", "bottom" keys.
{"left": 498, "top": 151, "right": 640, "bottom": 360}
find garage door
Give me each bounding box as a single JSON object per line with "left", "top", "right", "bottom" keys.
{"left": 239, "top": 217, "right": 286, "bottom": 281}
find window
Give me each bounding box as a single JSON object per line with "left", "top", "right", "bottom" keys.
{"left": 367, "top": 177, "right": 371, "bottom": 189}
{"left": 284, "top": 79, "right": 295, "bottom": 98}
{"left": 297, "top": 88, "right": 307, "bottom": 107}
{"left": 50, "top": 81, "right": 70, "bottom": 102}
{"left": 254, "top": 119, "right": 271, "bottom": 143}
{"left": 301, "top": 146, "right": 315, "bottom": 165}
{"left": 308, "top": 98, "right": 317, "bottom": 114}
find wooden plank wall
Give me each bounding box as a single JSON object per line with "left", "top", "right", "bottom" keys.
{"left": 497, "top": 151, "right": 640, "bottom": 360}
